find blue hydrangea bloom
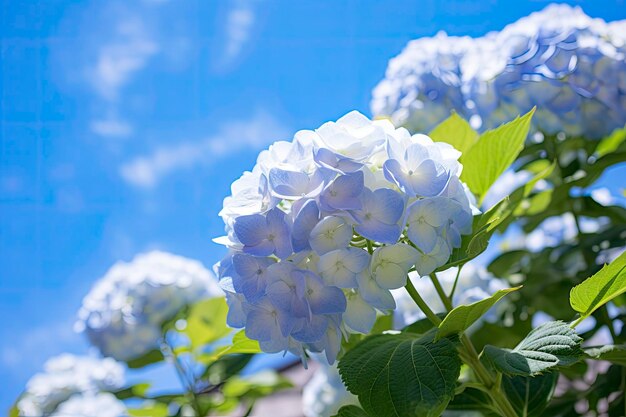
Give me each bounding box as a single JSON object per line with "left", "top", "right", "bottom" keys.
{"left": 215, "top": 111, "right": 473, "bottom": 364}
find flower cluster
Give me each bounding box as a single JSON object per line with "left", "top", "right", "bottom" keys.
{"left": 17, "top": 354, "right": 125, "bottom": 417}
{"left": 216, "top": 111, "right": 474, "bottom": 363}
{"left": 372, "top": 4, "right": 626, "bottom": 139}
{"left": 76, "top": 251, "right": 222, "bottom": 361}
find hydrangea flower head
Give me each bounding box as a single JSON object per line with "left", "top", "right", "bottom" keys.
{"left": 372, "top": 4, "right": 626, "bottom": 139}
{"left": 76, "top": 251, "right": 222, "bottom": 361}
{"left": 216, "top": 111, "right": 474, "bottom": 364}
{"left": 17, "top": 354, "right": 125, "bottom": 417}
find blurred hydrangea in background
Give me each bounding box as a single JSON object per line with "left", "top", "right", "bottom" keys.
{"left": 75, "top": 251, "right": 222, "bottom": 361}
{"left": 17, "top": 354, "right": 125, "bottom": 417}
{"left": 372, "top": 4, "right": 626, "bottom": 138}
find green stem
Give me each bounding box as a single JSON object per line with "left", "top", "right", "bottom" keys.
{"left": 599, "top": 306, "right": 618, "bottom": 342}
{"left": 366, "top": 239, "right": 374, "bottom": 255}
{"left": 430, "top": 273, "right": 453, "bottom": 311}
{"left": 161, "top": 340, "right": 202, "bottom": 416}
{"left": 416, "top": 275, "right": 518, "bottom": 417}
{"left": 570, "top": 315, "right": 585, "bottom": 329}
{"left": 448, "top": 266, "right": 463, "bottom": 302}
{"left": 404, "top": 278, "right": 441, "bottom": 325}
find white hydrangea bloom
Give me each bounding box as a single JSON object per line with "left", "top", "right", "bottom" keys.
{"left": 50, "top": 392, "right": 126, "bottom": 417}
{"left": 17, "top": 354, "right": 125, "bottom": 417}
{"left": 76, "top": 251, "right": 222, "bottom": 361}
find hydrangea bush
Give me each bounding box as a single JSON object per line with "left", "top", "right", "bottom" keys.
{"left": 213, "top": 102, "right": 626, "bottom": 417}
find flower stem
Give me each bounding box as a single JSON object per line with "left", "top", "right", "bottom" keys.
{"left": 430, "top": 273, "right": 453, "bottom": 311}
{"left": 448, "top": 265, "right": 463, "bottom": 301}
{"left": 404, "top": 278, "right": 442, "bottom": 325}
{"left": 408, "top": 274, "right": 518, "bottom": 417}
{"left": 161, "top": 339, "right": 202, "bottom": 416}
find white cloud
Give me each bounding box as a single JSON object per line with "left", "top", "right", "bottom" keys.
{"left": 90, "top": 116, "right": 134, "bottom": 138}
{"left": 212, "top": 0, "right": 262, "bottom": 72}
{"left": 119, "top": 110, "right": 290, "bottom": 188}
{"left": 68, "top": 2, "right": 165, "bottom": 139}
{"left": 88, "top": 15, "right": 159, "bottom": 102}
{"left": 225, "top": 5, "right": 255, "bottom": 60}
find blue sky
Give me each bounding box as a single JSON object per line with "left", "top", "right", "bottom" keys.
{"left": 1, "top": 0, "right": 625, "bottom": 410}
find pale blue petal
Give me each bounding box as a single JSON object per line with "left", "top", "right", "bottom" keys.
{"left": 383, "top": 159, "right": 412, "bottom": 195}
{"left": 267, "top": 208, "right": 293, "bottom": 258}
{"left": 314, "top": 148, "right": 363, "bottom": 174}
{"left": 371, "top": 188, "right": 405, "bottom": 224}
{"left": 407, "top": 222, "right": 438, "bottom": 253}
{"left": 245, "top": 309, "right": 275, "bottom": 341}
{"left": 344, "top": 295, "right": 377, "bottom": 334}
{"left": 355, "top": 219, "right": 401, "bottom": 244}
{"left": 233, "top": 214, "right": 268, "bottom": 246}
{"left": 259, "top": 336, "right": 289, "bottom": 354}
{"left": 269, "top": 168, "right": 311, "bottom": 199}
{"left": 409, "top": 160, "right": 449, "bottom": 197}
{"left": 403, "top": 142, "right": 430, "bottom": 165}
{"left": 319, "top": 171, "right": 364, "bottom": 211}
{"left": 242, "top": 240, "right": 275, "bottom": 257}
{"left": 225, "top": 291, "right": 246, "bottom": 328}
{"left": 291, "top": 200, "right": 320, "bottom": 252}
{"left": 309, "top": 286, "right": 347, "bottom": 315}
{"left": 291, "top": 315, "right": 329, "bottom": 343}
{"left": 232, "top": 253, "right": 273, "bottom": 278}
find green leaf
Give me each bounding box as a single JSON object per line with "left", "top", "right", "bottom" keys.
{"left": 331, "top": 405, "right": 371, "bottom": 417}
{"left": 595, "top": 125, "right": 626, "bottom": 158}
{"left": 199, "top": 330, "right": 261, "bottom": 363}
{"left": 585, "top": 344, "right": 626, "bottom": 365}
{"left": 502, "top": 372, "right": 558, "bottom": 417}
{"left": 202, "top": 353, "right": 254, "bottom": 385}
{"left": 483, "top": 321, "right": 583, "bottom": 376}
{"left": 184, "top": 297, "right": 231, "bottom": 349}
{"left": 436, "top": 286, "right": 521, "bottom": 340}
{"left": 342, "top": 313, "right": 394, "bottom": 353}
{"left": 128, "top": 402, "right": 170, "bottom": 417}
{"left": 338, "top": 330, "right": 461, "bottom": 417}
{"left": 429, "top": 112, "right": 478, "bottom": 154}
{"left": 126, "top": 349, "right": 165, "bottom": 369}
{"left": 460, "top": 108, "right": 535, "bottom": 204}
{"left": 114, "top": 382, "right": 152, "bottom": 400}
{"left": 447, "top": 387, "right": 494, "bottom": 414}
{"left": 401, "top": 313, "right": 446, "bottom": 335}
{"left": 569, "top": 249, "right": 626, "bottom": 322}
{"left": 440, "top": 160, "right": 554, "bottom": 270}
